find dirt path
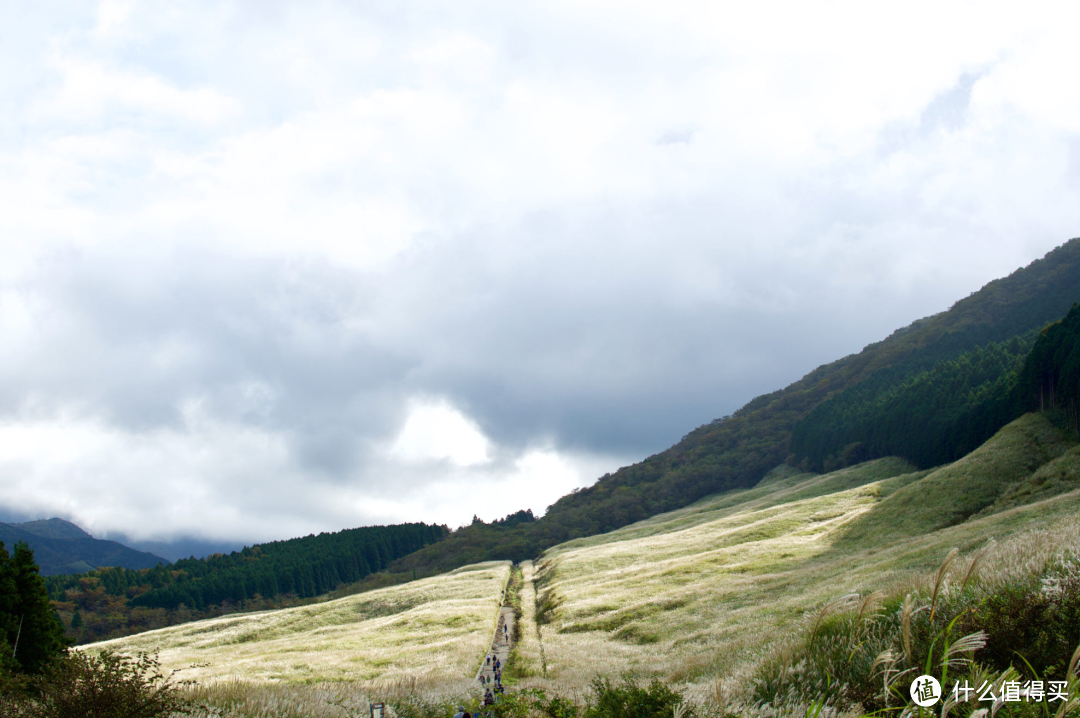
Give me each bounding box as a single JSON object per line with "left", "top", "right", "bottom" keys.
{"left": 475, "top": 603, "right": 514, "bottom": 687}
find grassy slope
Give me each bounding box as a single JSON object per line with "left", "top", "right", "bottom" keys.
{"left": 837, "top": 412, "right": 1075, "bottom": 544}
{"left": 83, "top": 562, "right": 510, "bottom": 685}
{"left": 520, "top": 413, "right": 1080, "bottom": 694}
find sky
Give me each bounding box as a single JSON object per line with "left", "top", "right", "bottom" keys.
{"left": 0, "top": 1, "right": 1078, "bottom": 550}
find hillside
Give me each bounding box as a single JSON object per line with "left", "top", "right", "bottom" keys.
{"left": 389, "top": 238, "right": 1080, "bottom": 575}
{"left": 84, "top": 561, "right": 510, "bottom": 685}
{"left": 509, "top": 412, "right": 1080, "bottom": 692}
{"left": 0, "top": 518, "right": 167, "bottom": 576}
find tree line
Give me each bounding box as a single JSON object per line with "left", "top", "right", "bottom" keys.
{"left": 44, "top": 522, "right": 447, "bottom": 644}
{"left": 789, "top": 332, "right": 1035, "bottom": 469}
{"left": 791, "top": 303, "right": 1080, "bottom": 471}
{"left": 1015, "top": 302, "right": 1080, "bottom": 429}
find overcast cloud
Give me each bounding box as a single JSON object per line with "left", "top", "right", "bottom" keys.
{"left": 0, "top": 0, "right": 1078, "bottom": 547}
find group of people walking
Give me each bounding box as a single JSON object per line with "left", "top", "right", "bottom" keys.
{"left": 472, "top": 596, "right": 514, "bottom": 712}
{"left": 481, "top": 653, "right": 505, "bottom": 694}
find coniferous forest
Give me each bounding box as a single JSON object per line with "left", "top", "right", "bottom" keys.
{"left": 0, "top": 542, "right": 67, "bottom": 679}
{"left": 43, "top": 522, "right": 447, "bottom": 644}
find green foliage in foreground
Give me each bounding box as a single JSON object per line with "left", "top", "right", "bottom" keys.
{"left": 752, "top": 550, "right": 1080, "bottom": 716}
{"left": 0, "top": 651, "right": 189, "bottom": 718}
{"left": 0, "top": 541, "right": 186, "bottom": 717}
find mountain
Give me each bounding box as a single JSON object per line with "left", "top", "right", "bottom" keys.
{"left": 105, "top": 535, "right": 246, "bottom": 563}
{"left": 0, "top": 518, "right": 169, "bottom": 576}
{"left": 12, "top": 517, "right": 93, "bottom": 540}
{"left": 388, "top": 237, "right": 1080, "bottom": 575}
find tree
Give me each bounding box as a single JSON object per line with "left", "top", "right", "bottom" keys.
{"left": 0, "top": 541, "right": 68, "bottom": 675}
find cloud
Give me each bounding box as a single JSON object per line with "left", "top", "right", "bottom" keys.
{"left": 0, "top": 1, "right": 1077, "bottom": 546}
{"left": 390, "top": 399, "right": 491, "bottom": 467}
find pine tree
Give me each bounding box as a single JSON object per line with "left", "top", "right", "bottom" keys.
{"left": 0, "top": 541, "right": 68, "bottom": 674}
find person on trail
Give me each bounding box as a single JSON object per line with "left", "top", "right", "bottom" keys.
{"left": 454, "top": 707, "right": 466, "bottom": 718}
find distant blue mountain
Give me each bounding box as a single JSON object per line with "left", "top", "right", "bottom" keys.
{"left": 0, "top": 518, "right": 169, "bottom": 575}
{"left": 106, "top": 535, "right": 244, "bottom": 563}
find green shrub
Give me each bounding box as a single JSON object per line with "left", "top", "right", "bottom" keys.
{"left": 583, "top": 678, "right": 689, "bottom": 718}
{"left": 4, "top": 650, "right": 190, "bottom": 718}
{"left": 532, "top": 691, "right": 580, "bottom": 718}
{"left": 958, "top": 559, "right": 1080, "bottom": 680}
{"left": 751, "top": 552, "right": 1080, "bottom": 715}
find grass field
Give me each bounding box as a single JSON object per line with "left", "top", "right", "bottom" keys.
{"left": 519, "top": 413, "right": 1080, "bottom": 702}
{"left": 85, "top": 561, "right": 510, "bottom": 685}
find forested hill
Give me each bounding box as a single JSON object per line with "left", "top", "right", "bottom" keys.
{"left": 46, "top": 522, "right": 447, "bottom": 644}
{"left": 389, "top": 237, "right": 1080, "bottom": 575}
{"left": 0, "top": 518, "right": 167, "bottom": 576}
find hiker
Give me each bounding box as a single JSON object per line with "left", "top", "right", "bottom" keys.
{"left": 454, "top": 707, "right": 466, "bottom": 718}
